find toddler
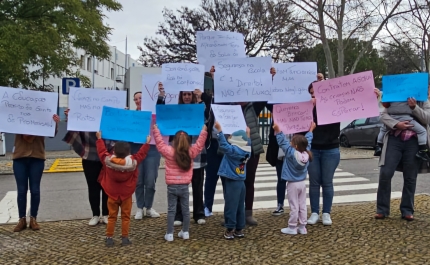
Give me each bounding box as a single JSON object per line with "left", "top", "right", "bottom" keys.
{"left": 96, "top": 131, "right": 150, "bottom": 247}
{"left": 214, "top": 121, "right": 251, "bottom": 240}
{"left": 273, "top": 122, "right": 316, "bottom": 235}
{"left": 153, "top": 124, "right": 207, "bottom": 241}
{"left": 375, "top": 101, "right": 429, "bottom": 161}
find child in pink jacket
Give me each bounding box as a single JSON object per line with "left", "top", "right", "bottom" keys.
{"left": 153, "top": 124, "right": 207, "bottom": 242}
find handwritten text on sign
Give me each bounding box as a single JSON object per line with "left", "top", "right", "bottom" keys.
{"left": 68, "top": 87, "right": 127, "bottom": 132}
{"left": 211, "top": 104, "right": 247, "bottom": 134}
{"left": 156, "top": 104, "right": 205, "bottom": 136}
{"left": 214, "top": 57, "right": 272, "bottom": 103}
{"left": 271, "top": 62, "right": 316, "bottom": 103}
{"left": 381, "top": 72, "right": 429, "bottom": 102}
{"left": 313, "top": 71, "right": 379, "bottom": 125}
{"left": 100, "top": 107, "right": 152, "bottom": 144}
{"left": 273, "top": 101, "right": 314, "bottom": 134}
{"left": 162, "top": 63, "right": 205, "bottom": 93}
{"left": 196, "top": 31, "right": 246, "bottom": 71}
{"left": 141, "top": 75, "right": 179, "bottom": 114}
{"left": 0, "top": 87, "right": 58, "bottom": 137}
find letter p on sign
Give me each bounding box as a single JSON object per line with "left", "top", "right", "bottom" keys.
{"left": 62, "top": 78, "right": 80, "bottom": 95}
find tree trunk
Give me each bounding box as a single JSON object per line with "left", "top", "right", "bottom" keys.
{"left": 318, "top": 0, "right": 335, "bottom": 78}
{"left": 337, "top": 0, "right": 346, "bottom": 77}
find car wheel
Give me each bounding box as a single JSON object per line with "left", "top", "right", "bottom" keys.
{"left": 340, "top": 135, "right": 350, "bottom": 148}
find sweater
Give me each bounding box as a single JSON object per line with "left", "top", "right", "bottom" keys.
{"left": 153, "top": 127, "right": 207, "bottom": 185}
{"left": 217, "top": 132, "right": 251, "bottom": 181}
{"left": 311, "top": 107, "right": 340, "bottom": 150}
{"left": 96, "top": 139, "right": 150, "bottom": 200}
{"left": 12, "top": 135, "right": 46, "bottom": 160}
{"left": 276, "top": 132, "right": 313, "bottom": 182}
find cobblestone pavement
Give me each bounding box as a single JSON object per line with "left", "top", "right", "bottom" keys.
{"left": 0, "top": 147, "right": 374, "bottom": 175}
{"left": 1, "top": 195, "right": 430, "bottom": 264}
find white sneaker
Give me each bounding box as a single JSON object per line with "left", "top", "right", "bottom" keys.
{"left": 164, "top": 233, "right": 174, "bottom": 242}
{"left": 322, "top": 213, "right": 332, "bottom": 226}
{"left": 102, "top": 216, "right": 108, "bottom": 224}
{"left": 174, "top": 221, "right": 183, "bottom": 226}
{"left": 135, "top": 208, "right": 143, "bottom": 220}
{"left": 197, "top": 219, "right": 206, "bottom": 225}
{"left": 88, "top": 216, "right": 100, "bottom": 226}
{"left": 298, "top": 226, "right": 307, "bottom": 235}
{"left": 281, "top": 227, "right": 297, "bottom": 235}
{"left": 204, "top": 207, "right": 213, "bottom": 217}
{"left": 307, "top": 213, "right": 320, "bottom": 225}
{"left": 178, "top": 230, "right": 189, "bottom": 240}
{"left": 146, "top": 208, "right": 160, "bottom": 218}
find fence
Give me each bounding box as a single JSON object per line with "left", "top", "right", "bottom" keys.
{"left": 259, "top": 107, "right": 272, "bottom": 145}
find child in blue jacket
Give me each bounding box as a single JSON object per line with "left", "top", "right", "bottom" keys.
{"left": 273, "top": 121, "right": 316, "bottom": 235}
{"left": 214, "top": 121, "right": 251, "bottom": 240}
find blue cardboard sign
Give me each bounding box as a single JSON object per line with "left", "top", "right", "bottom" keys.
{"left": 100, "top": 106, "right": 152, "bottom": 143}
{"left": 381, "top": 73, "right": 429, "bottom": 102}
{"left": 156, "top": 104, "right": 205, "bottom": 135}
{"left": 62, "top": 78, "right": 80, "bottom": 95}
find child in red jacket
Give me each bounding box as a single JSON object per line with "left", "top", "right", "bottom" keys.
{"left": 96, "top": 131, "right": 150, "bottom": 247}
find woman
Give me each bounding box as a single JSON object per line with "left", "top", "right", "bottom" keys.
{"left": 13, "top": 114, "right": 60, "bottom": 232}
{"left": 307, "top": 82, "right": 341, "bottom": 226}
{"left": 376, "top": 96, "right": 430, "bottom": 221}
{"left": 63, "top": 110, "right": 110, "bottom": 226}
{"left": 157, "top": 88, "right": 207, "bottom": 225}
{"left": 132, "top": 91, "right": 161, "bottom": 219}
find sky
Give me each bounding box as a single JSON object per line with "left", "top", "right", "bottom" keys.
{"left": 105, "top": 0, "right": 201, "bottom": 62}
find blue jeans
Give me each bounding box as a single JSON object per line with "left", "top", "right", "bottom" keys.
{"left": 222, "top": 177, "right": 246, "bottom": 230}
{"left": 13, "top": 157, "right": 45, "bottom": 218}
{"left": 133, "top": 145, "right": 161, "bottom": 209}
{"left": 308, "top": 148, "right": 340, "bottom": 214}
{"left": 204, "top": 139, "right": 224, "bottom": 212}
{"left": 275, "top": 159, "right": 286, "bottom": 206}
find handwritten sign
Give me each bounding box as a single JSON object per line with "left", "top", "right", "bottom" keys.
{"left": 141, "top": 74, "right": 179, "bottom": 113}
{"left": 68, "top": 87, "right": 127, "bottom": 132}
{"left": 196, "top": 31, "right": 246, "bottom": 71}
{"left": 273, "top": 101, "right": 314, "bottom": 134}
{"left": 211, "top": 104, "right": 246, "bottom": 134}
{"left": 161, "top": 63, "right": 205, "bottom": 93}
{"left": 382, "top": 72, "right": 429, "bottom": 102}
{"left": 0, "top": 87, "right": 58, "bottom": 137}
{"left": 270, "top": 62, "right": 316, "bottom": 103}
{"left": 156, "top": 104, "right": 205, "bottom": 135}
{"left": 214, "top": 57, "right": 272, "bottom": 103}
{"left": 100, "top": 107, "right": 152, "bottom": 143}
{"left": 313, "top": 71, "right": 379, "bottom": 125}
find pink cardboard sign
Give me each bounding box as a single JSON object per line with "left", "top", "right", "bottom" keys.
{"left": 313, "top": 71, "right": 380, "bottom": 125}
{"left": 273, "top": 101, "right": 314, "bottom": 134}
{"left": 150, "top": 114, "right": 169, "bottom": 145}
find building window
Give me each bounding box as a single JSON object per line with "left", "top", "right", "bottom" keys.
{"left": 111, "top": 68, "right": 114, "bottom": 80}
{"left": 87, "top": 57, "right": 92, "bottom": 72}
{"left": 80, "top": 55, "right": 85, "bottom": 69}
{"left": 100, "top": 60, "right": 104, "bottom": 76}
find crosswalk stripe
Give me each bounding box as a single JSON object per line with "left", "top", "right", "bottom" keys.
{"left": 0, "top": 191, "right": 30, "bottom": 224}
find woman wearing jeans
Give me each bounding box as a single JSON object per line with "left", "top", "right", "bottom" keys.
{"left": 13, "top": 114, "right": 60, "bottom": 232}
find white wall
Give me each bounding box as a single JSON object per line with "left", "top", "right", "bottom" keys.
{"left": 125, "top": 67, "right": 161, "bottom": 108}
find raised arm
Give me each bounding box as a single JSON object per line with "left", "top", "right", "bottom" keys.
{"left": 217, "top": 131, "right": 235, "bottom": 154}
{"left": 96, "top": 139, "right": 109, "bottom": 165}
{"left": 412, "top": 100, "right": 430, "bottom": 126}
{"left": 189, "top": 128, "right": 208, "bottom": 159}
{"left": 275, "top": 132, "right": 293, "bottom": 155}
{"left": 153, "top": 126, "right": 171, "bottom": 157}
{"left": 304, "top": 132, "right": 313, "bottom": 150}
{"left": 133, "top": 141, "right": 151, "bottom": 164}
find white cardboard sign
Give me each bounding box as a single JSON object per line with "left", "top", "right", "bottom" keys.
{"left": 211, "top": 104, "right": 247, "bottom": 134}
{"left": 161, "top": 63, "right": 205, "bottom": 93}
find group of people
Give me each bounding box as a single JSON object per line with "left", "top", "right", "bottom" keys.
{"left": 8, "top": 67, "right": 430, "bottom": 246}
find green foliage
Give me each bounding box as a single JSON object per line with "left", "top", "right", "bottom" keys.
{"left": 0, "top": 0, "right": 122, "bottom": 90}
{"left": 380, "top": 42, "right": 422, "bottom": 74}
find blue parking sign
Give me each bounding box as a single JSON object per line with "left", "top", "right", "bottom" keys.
{"left": 62, "top": 78, "right": 80, "bottom": 94}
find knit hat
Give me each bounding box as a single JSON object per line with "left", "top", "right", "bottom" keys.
{"left": 228, "top": 130, "right": 251, "bottom": 152}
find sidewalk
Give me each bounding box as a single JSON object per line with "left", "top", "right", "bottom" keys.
{"left": 0, "top": 147, "right": 375, "bottom": 175}
{"left": 1, "top": 195, "right": 429, "bottom": 264}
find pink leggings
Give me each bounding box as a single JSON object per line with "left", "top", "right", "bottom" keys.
{"left": 287, "top": 180, "right": 307, "bottom": 227}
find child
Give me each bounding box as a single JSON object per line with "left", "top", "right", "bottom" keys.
{"left": 95, "top": 131, "right": 151, "bottom": 247}
{"left": 153, "top": 124, "right": 207, "bottom": 241}
{"left": 214, "top": 122, "right": 251, "bottom": 240}
{"left": 273, "top": 122, "right": 316, "bottom": 235}
{"left": 374, "top": 100, "right": 429, "bottom": 161}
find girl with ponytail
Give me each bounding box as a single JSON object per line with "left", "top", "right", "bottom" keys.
{"left": 153, "top": 124, "right": 208, "bottom": 242}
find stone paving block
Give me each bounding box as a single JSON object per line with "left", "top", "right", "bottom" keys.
{"left": 1, "top": 195, "right": 430, "bottom": 264}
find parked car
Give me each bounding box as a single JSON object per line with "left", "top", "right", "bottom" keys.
{"left": 339, "top": 116, "right": 382, "bottom": 148}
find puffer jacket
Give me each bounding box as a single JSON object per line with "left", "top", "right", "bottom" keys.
{"left": 153, "top": 127, "right": 207, "bottom": 185}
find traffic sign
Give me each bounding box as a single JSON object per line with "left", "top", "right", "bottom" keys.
{"left": 62, "top": 78, "right": 80, "bottom": 94}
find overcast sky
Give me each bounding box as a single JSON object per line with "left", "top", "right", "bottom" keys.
{"left": 105, "top": 0, "right": 201, "bottom": 62}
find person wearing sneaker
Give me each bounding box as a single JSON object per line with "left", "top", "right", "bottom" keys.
{"left": 376, "top": 97, "right": 430, "bottom": 221}
{"left": 214, "top": 122, "right": 251, "bottom": 240}
{"left": 374, "top": 101, "right": 429, "bottom": 161}
{"left": 273, "top": 122, "right": 315, "bottom": 235}
{"left": 131, "top": 92, "right": 162, "bottom": 220}
{"left": 96, "top": 131, "right": 150, "bottom": 247}
{"left": 153, "top": 124, "right": 207, "bottom": 242}
{"left": 12, "top": 114, "right": 60, "bottom": 232}
{"left": 63, "top": 109, "right": 109, "bottom": 226}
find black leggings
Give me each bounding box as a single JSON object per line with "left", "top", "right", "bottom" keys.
{"left": 82, "top": 159, "right": 108, "bottom": 216}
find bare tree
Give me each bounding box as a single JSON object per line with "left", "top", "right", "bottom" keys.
{"left": 288, "top": 0, "right": 409, "bottom": 78}
{"left": 138, "top": 0, "right": 309, "bottom": 67}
